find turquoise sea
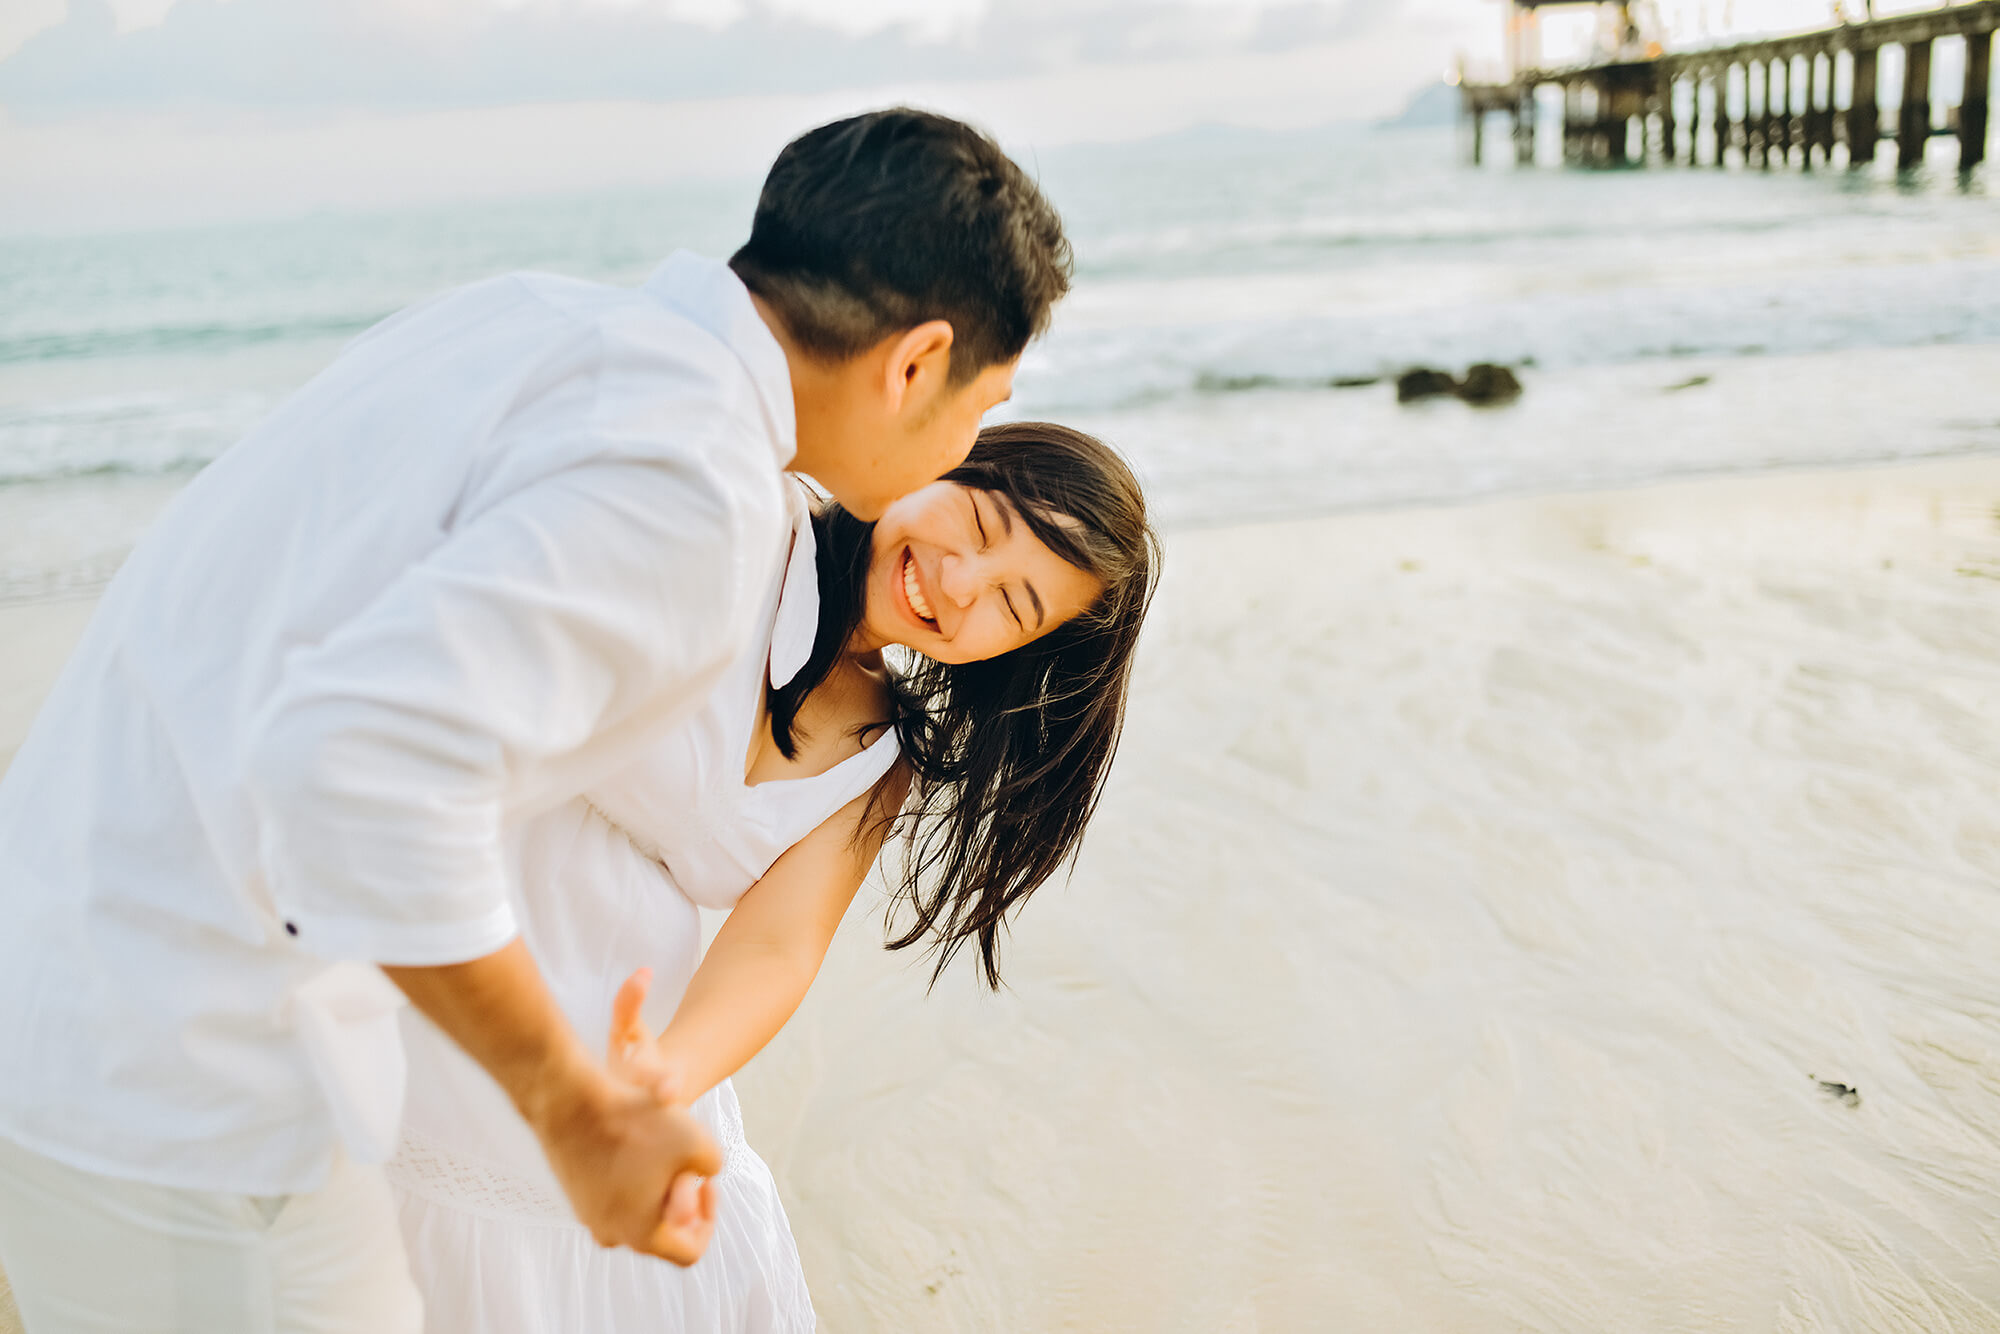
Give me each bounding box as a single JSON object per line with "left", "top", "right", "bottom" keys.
{"left": 3, "top": 122, "right": 1998, "bottom": 601}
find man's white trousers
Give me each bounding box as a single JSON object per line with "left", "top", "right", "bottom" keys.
{"left": 0, "top": 1135, "right": 423, "bottom": 1333}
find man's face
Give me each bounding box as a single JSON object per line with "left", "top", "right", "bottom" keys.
{"left": 894, "top": 358, "right": 1019, "bottom": 507}
{"left": 814, "top": 355, "right": 1018, "bottom": 522}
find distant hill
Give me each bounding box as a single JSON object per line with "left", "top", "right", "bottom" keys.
{"left": 1035, "top": 117, "right": 1374, "bottom": 168}
{"left": 1380, "top": 80, "right": 1459, "bottom": 130}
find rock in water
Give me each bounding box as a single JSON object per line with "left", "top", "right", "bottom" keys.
{"left": 1457, "top": 363, "right": 1523, "bottom": 405}
{"left": 1396, "top": 368, "right": 1459, "bottom": 403}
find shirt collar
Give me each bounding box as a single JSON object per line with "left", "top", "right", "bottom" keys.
{"left": 769, "top": 481, "right": 820, "bottom": 691}
{"left": 641, "top": 251, "right": 797, "bottom": 471}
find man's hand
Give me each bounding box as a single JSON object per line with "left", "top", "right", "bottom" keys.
{"left": 523, "top": 1058, "right": 719, "bottom": 1264}
{"left": 382, "top": 941, "right": 719, "bottom": 1266}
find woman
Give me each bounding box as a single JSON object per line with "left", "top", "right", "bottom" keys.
{"left": 385, "top": 421, "right": 1159, "bottom": 1331}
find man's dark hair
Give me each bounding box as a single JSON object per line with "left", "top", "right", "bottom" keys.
{"left": 730, "top": 108, "right": 1072, "bottom": 384}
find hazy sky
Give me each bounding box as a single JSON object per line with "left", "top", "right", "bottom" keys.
{"left": 0, "top": 0, "right": 1862, "bottom": 233}
{"left": 0, "top": 0, "right": 1489, "bottom": 95}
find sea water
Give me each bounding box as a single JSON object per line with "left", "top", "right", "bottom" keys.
{"left": 2, "top": 123, "right": 1997, "bottom": 600}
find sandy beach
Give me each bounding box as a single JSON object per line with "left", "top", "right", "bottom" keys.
{"left": 739, "top": 455, "right": 2000, "bottom": 1332}
{"left": 5, "top": 453, "right": 2000, "bottom": 1330}
{"left": 0, "top": 599, "right": 94, "bottom": 781}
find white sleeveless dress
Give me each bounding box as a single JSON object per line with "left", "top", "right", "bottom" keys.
{"left": 385, "top": 486, "right": 900, "bottom": 1333}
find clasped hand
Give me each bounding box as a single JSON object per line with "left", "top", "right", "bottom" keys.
{"left": 526, "top": 966, "right": 718, "bottom": 1266}
{"left": 603, "top": 968, "right": 717, "bottom": 1255}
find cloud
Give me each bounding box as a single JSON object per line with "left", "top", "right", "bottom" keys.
{"left": 0, "top": 0, "right": 1390, "bottom": 116}
{"left": 0, "top": 0, "right": 970, "bottom": 113}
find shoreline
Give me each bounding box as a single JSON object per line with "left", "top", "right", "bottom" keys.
{"left": 6, "top": 340, "right": 2000, "bottom": 607}
{"left": 1070, "top": 341, "right": 2000, "bottom": 533}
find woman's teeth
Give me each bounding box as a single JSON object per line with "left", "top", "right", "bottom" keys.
{"left": 903, "top": 552, "right": 935, "bottom": 624}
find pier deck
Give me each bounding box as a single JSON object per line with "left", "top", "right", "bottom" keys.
{"left": 1461, "top": 0, "right": 1998, "bottom": 172}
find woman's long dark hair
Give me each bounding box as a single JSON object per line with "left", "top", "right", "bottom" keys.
{"left": 766, "top": 421, "right": 1160, "bottom": 989}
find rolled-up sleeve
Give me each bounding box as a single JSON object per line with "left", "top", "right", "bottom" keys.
{"left": 243, "top": 450, "right": 754, "bottom": 965}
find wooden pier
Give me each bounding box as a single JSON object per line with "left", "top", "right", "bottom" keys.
{"left": 1461, "top": 0, "right": 1998, "bottom": 172}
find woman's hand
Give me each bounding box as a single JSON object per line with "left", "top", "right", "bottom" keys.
{"left": 607, "top": 967, "right": 717, "bottom": 1253}
{"left": 607, "top": 967, "right": 686, "bottom": 1105}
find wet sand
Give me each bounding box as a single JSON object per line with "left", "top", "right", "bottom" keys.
{"left": 6, "top": 456, "right": 2000, "bottom": 1331}
{"left": 0, "top": 600, "right": 84, "bottom": 1334}
{"left": 0, "top": 598, "right": 94, "bottom": 781}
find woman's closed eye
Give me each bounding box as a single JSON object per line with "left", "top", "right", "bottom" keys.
{"left": 865, "top": 475, "right": 1104, "bottom": 664}
{"left": 973, "top": 494, "right": 1036, "bottom": 632}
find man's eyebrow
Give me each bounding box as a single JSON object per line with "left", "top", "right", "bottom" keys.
{"left": 993, "top": 495, "right": 1016, "bottom": 538}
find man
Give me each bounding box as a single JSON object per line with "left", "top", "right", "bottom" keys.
{"left": 0, "top": 108, "right": 1069, "bottom": 1331}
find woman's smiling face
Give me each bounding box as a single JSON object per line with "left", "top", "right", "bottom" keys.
{"left": 858, "top": 482, "right": 1105, "bottom": 664}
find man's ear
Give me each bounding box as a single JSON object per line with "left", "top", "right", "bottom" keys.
{"left": 882, "top": 320, "right": 955, "bottom": 415}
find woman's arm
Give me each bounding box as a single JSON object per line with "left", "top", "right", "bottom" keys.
{"left": 628, "top": 767, "right": 910, "bottom": 1106}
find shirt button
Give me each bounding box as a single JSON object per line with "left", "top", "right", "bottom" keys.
{"left": 284, "top": 921, "right": 299, "bottom": 937}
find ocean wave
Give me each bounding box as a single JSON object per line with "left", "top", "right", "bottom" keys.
{"left": 10, "top": 254, "right": 1996, "bottom": 489}
{"left": 0, "top": 312, "right": 385, "bottom": 366}
{"left": 0, "top": 564, "right": 121, "bottom": 606}
{"left": 1192, "top": 371, "right": 1385, "bottom": 395}
{"left": 1072, "top": 211, "right": 1805, "bottom": 279}
{"left": 0, "top": 456, "right": 211, "bottom": 488}
{"left": 1017, "top": 257, "right": 2000, "bottom": 414}
{"left": 0, "top": 389, "right": 270, "bottom": 486}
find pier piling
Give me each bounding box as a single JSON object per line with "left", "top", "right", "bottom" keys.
{"left": 1966, "top": 29, "right": 1993, "bottom": 169}
{"left": 1800, "top": 52, "right": 1818, "bottom": 168}
{"left": 1714, "top": 69, "right": 1733, "bottom": 166}
{"left": 1812, "top": 52, "right": 1836, "bottom": 163}
{"left": 1900, "top": 38, "right": 1934, "bottom": 169}
{"left": 1515, "top": 89, "right": 1538, "bottom": 165}
{"left": 1764, "top": 58, "right": 1781, "bottom": 166}
{"left": 1851, "top": 45, "right": 1880, "bottom": 164}
{"left": 1684, "top": 75, "right": 1700, "bottom": 164}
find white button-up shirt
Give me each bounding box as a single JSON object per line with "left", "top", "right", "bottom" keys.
{"left": 0, "top": 252, "right": 796, "bottom": 1195}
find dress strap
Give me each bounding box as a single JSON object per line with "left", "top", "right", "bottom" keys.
{"left": 743, "top": 725, "right": 902, "bottom": 854}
